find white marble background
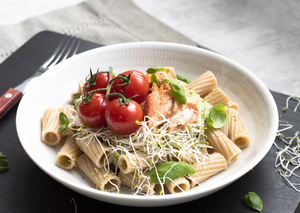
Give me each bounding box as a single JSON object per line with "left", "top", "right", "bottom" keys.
{"left": 0, "top": 0, "right": 299, "bottom": 96}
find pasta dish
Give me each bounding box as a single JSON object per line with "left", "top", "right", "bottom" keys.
{"left": 40, "top": 66, "right": 250, "bottom": 195}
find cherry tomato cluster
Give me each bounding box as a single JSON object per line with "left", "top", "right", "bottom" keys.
{"left": 77, "top": 68, "right": 149, "bottom": 135}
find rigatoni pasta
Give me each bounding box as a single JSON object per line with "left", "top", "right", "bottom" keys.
{"left": 40, "top": 66, "right": 250, "bottom": 196}
{"left": 76, "top": 133, "right": 111, "bottom": 168}
{"left": 56, "top": 136, "right": 82, "bottom": 170}
{"left": 186, "top": 71, "right": 217, "bottom": 97}
{"left": 204, "top": 88, "right": 238, "bottom": 110}
{"left": 118, "top": 152, "right": 150, "bottom": 174}
{"left": 119, "top": 171, "right": 156, "bottom": 194}
{"left": 205, "top": 126, "right": 241, "bottom": 164}
{"left": 186, "top": 152, "right": 227, "bottom": 187}
{"left": 226, "top": 108, "right": 250, "bottom": 149}
{"left": 165, "top": 176, "right": 190, "bottom": 194}
{"left": 76, "top": 154, "right": 121, "bottom": 192}
{"left": 41, "top": 108, "right": 61, "bottom": 146}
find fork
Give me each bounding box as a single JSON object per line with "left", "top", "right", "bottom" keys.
{"left": 0, "top": 35, "right": 81, "bottom": 119}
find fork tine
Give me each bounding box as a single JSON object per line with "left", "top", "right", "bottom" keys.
{"left": 47, "top": 37, "right": 72, "bottom": 69}
{"left": 69, "top": 38, "right": 81, "bottom": 57}
{"left": 47, "top": 36, "right": 80, "bottom": 69}
{"left": 41, "top": 36, "right": 67, "bottom": 68}
{"left": 59, "top": 37, "right": 80, "bottom": 62}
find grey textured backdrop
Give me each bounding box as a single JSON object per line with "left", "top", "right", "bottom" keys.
{"left": 134, "top": 0, "right": 300, "bottom": 96}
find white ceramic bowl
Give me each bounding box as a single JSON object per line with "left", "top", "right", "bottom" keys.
{"left": 16, "top": 42, "right": 278, "bottom": 207}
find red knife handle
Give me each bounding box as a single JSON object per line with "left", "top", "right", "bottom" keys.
{"left": 0, "top": 88, "right": 23, "bottom": 119}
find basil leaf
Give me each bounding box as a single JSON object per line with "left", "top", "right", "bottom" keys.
{"left": 58, "top": 124, "right": 68, "bottom": 132}
{"left": 163, "top": 79, "right": 187, "bottom": 104}
{"left": 176, "top": 74, "right": 191, "bottom": 83}
{"left": 147, "top": 161, "right": 195, "bottom": 184}
{"left": 150, "top": 73, "right": 159, "bottom": 87}
{"left": 72, "top": 93, "right": 81, "bottom": 100}
{"left": 58, "top": 112, "right": 69, "bottom": 131}
{"left": 146, "top": 66, "right": 169, "bottom": 74}
{"left": 0, "top": 152, "right": 8, "bottom": 172}
{"left": 243, "top": 192, "right": 263, "bottom": 212}
{"left": 0, "top": 152, "right": 6, "bottom": 158}
{"left": 205, "top": 104, "right": 227, "bottom": 128}
{"left": 74, "top": 96, "right": 83, "bottom": 110}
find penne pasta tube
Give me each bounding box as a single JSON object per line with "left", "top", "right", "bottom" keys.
{"left": 227, "top": 99, "right": 239, "bottom": 110}
{"left": 76, "top": 154, "right": 121, "bottom": 192}
{"left": 186, "top": 71, "right": 217, "bottom": 97}
{"left": 70, "top": 80, "right": 85, "bottom": 101}
{"left": 118, "top": 171, "right": 156, "bottom": 195}
{"left": 76, "top": 134, "right": 111, "bottom": 168}
{"left": 41, "top": 108, "right": 61, "bottom": 146}
{"left": 186, "top": 152, "right": 227, "bottom": 187}
{"left": 205, "top": 126, "right": 241, "bottom": 164}
{"left": 78, "top": 80, "right": 86, "bottom": 95}
{"left": 118, "top": 152, "right": 149, "bottom": 174}
{"left": 220, "top": 113, "right": 229, "bottom": 137}
{"left": 204, "top": 88, "right": 238, "bottom": 110}
{"left": 165, "top": 176, "right": 190, "bottom": 194}
{"left": 56, "top": 136, "right": 82, "bottom": 170}
{"left": 227, "top": 108, "right": 250, "bottom": 149}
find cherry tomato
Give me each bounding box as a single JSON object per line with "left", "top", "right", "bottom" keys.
{"left": 105, "top": 99, "right": 143, "bottom": 135}
{"left": 111, "top": 70, "right": 149, "bottom": 104}
{"left": 78, "top": 93, "right": 110, "bottom": 128}
{"left": 83, "top": 72, "right": 115, "bottom": 95}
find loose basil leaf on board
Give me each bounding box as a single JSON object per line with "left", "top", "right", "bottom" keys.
{"left": 147, "top": 161, "right": 195, "bottom": 184}
{"left": 205, "top": 104, "right": 228, "bottom": 128}
{"left": 58, "top": 112, "right": 69, "bottom": 131}
{"left": 0, "top": 152, "right": 8, "bottom": 172}
{"left": 146, "top": 66, "right": 169, "bottom": 74}
{"left": 162, "top": 79, "right": 187, "bottom": 104}
{"left": 243, "top": 192, "right": 263, "bottom": 212}
{"left": 176, "top": 74, "right": 191, "bottom": 83}
{"left": 150, "top": 73, "right": 160, "bottom": 87}
{"left": 0, "top": 152, "right": 6, "bottom": 158}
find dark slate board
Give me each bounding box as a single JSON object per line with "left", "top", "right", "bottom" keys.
{"left": 0, "top": 31, "right": 299, "bottom": 213}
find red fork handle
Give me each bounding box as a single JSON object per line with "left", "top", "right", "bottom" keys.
{"left": 0, "top": 88, "right": 23, "bottom": 119}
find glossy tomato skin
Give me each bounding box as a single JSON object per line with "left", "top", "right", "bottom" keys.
{"left": 111, "top": 70, "right": 149, "bottom": 104}
{"left": 83, "top": 72, "right": 115, "bottom": 95}
{"left": 105, "top": 99, "right": 143, "bottom": 135}
{"left": 78, "top": 93, "right": 110, "bottom": 128}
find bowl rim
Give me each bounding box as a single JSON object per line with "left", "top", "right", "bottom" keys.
{"left": 16, "top": 41, "right": 279, "bottom": 205}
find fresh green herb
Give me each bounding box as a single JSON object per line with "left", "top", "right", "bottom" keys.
{"left": 176, "top": 74, "right": 191, "bottom": 83}
{"left": 0, "top": 152, "right": 8, "bottom": 172}
{"left": 243, "top": 192, "right": 263, "bottom": 212}
{"left": 82, "top": 66, "right": 114, "bottom": 104}
{"left": 72, "top": 93, "right": 81, "bottom": 100}
{"left": 111, "top": 151, "right": 121, "bottom": 166}
{"left": 146, "top": 66, "right": 169, "bottom": 74}
{"left": 70, "top": 198, "right": 77, "bottom": 213}
{"left": 162, "top": 79, "right": 187, "bottom": 104}
{"left": 0, "top": 152, "right": 5, "bottom": 158}
{"left": 205, "top": 104, "right": 228, "bottom": 128}
{"left": 147, "top": 161, "right": 195, "bottom": 184}
{"left": 58, "top": 112, "right": 69, "bottom": 131}
{"left": 74, "top": 95, "right": 82, "bottom": 110}
{"left": 150, "top": 73, "right": 160, "bottom": 87}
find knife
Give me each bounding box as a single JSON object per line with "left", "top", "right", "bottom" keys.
{"left": 0, "top": 36, "right": 80, "bottom": 119}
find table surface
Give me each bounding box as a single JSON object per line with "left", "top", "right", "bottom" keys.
{"left": 0, "top": 31, "right": 300, "bottom": 213}
{"left": 0, "top": 0, "right": 300, "bottom": 96}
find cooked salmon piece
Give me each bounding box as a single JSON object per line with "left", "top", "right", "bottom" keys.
{"left": 169, "top": 89, "right": 198, "bottom": 132}
{"left": 144, "top": 83, "right": 174, "bottom": 129}
{"left": 145, "top": 66, "right": 176, "bottom": 85}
